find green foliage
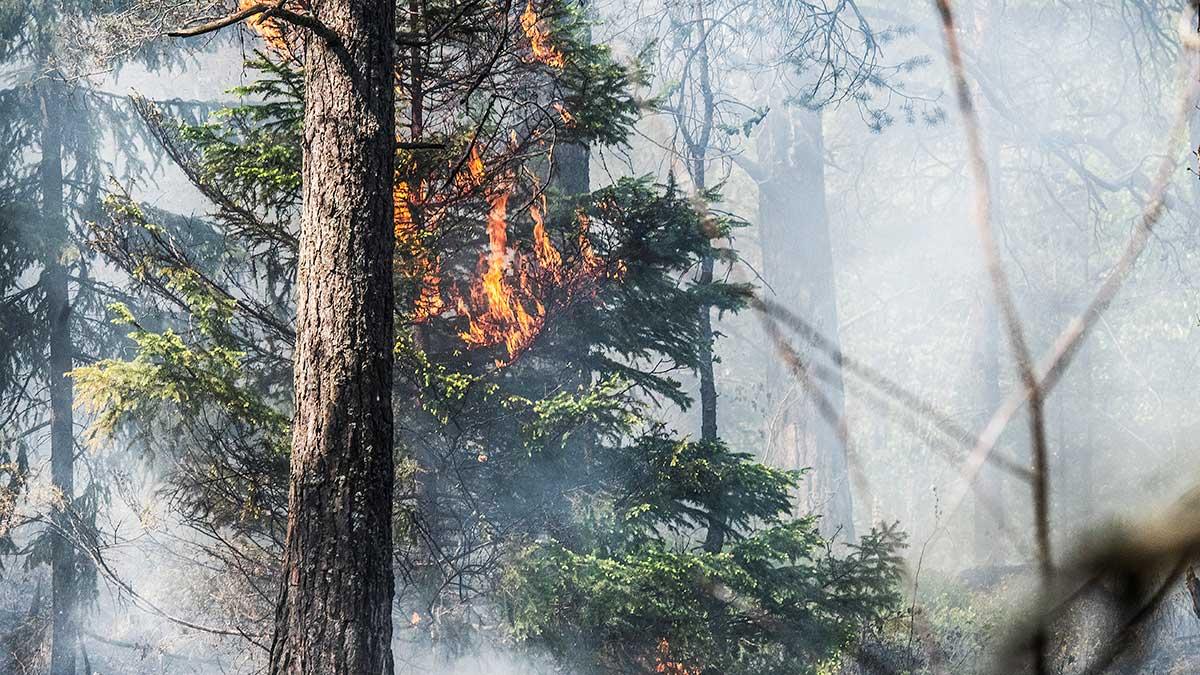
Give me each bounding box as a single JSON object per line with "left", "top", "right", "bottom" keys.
{"left": 72, "top": 294, "right": 287, "bottom": 453}
{"left": 179, "top": 55, "right": 303, "bottom": 224}
{"left": 501, "top": 429, "right": 902, "bottom": 672}
{"left": 78, "top": 3, "right": 908, "bottom": 669}
{"left": 504, "top": 176, "right": 751, "bottom": 407}
{"left": 550, "top": 5, "right": 641, "bottom": 147}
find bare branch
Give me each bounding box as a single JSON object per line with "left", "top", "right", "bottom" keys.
{"left": 943, "top": 0, "right": 1200, "bottom": 606}
{"left": 167, "top": 1, "right": 277, "bottom": 38}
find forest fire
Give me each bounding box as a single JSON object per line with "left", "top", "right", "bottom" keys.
{"left": 450, "top": 165, "right": 611, "bottom": 365}
{"left": 238, "top": 0, "right": 291, "bottom": 55}
{"left": 654, "top": 639, "right": 699, "bottom": 674}
{"left": 520, "top": 0, "right": 566, "bottom": 69}
{"left": 395, "top": 179, "right": 444, "bottom": 322}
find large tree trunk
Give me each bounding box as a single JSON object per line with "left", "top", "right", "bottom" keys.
{"left": 756, "top": 105, "right": 853, "bottom": 540}
{"left": 41, "top": 73, "right": 78, "bottom": 675}
{"left": 268, "top": 1, "right": 396, "bottom": 672}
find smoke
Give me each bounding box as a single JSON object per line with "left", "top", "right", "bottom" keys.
{"left": 6, "top": 0, "right": 1200, "bottom": 672}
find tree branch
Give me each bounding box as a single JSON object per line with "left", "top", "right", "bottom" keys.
{"left": 167, "top": 2, "right": 276, "bottom": 38}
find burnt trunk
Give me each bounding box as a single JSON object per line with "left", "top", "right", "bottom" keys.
{"left": 268, "top": 0, "right": 397, "bottom": 672}
{"left": 756, "top": 105, "right": 853, "bottom": 539}
{"left": 41, "top": 74, "right": 77, "bottom": 675}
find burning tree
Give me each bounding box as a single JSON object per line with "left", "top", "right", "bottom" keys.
{"left": 68, "top": 0, "right": 904, "bottom": 671}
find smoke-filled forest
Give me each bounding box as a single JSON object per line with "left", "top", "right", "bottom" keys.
{"left": 6, "top": 0, "right": 1200, "bottom": 673}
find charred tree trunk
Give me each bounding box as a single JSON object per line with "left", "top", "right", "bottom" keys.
{"left": 41, "top": 73, "right": 77, "bottom": 675}
{"left": 268, "top": 1, "right": 397, "bottom": 673}
{"left": 551, "top": 140, "right": 589, "bottom": 196}
{"left": 755, "top": 105, "right": 853, "bottom": 540}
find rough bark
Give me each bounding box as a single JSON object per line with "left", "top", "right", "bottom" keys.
{"left": 41, "top": 73, "right": 78, "bottom": 675}
{"left": 755, "top": 104, "right": 853, "bottom": 540}
{"left": 267, "top": 0, "right": 397, "bottom": 672}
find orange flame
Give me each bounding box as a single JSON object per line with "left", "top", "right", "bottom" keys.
{"left": 531, "top": 195, "right": 562, "bottom": 277}
{"left": 450, "top": 158, "right": 611, "bottom": 365}
{"left": 395, "top": 179, "right": 444, "bottom": 322}
{"left": 551, "top": 102, "right": 576, "bottom": 127}
{"left": 520, "top": 0, "right": 566, "bottom": 69}
{"left": 654, "top": 639, "right": 699, "bottom": 674}
{"left": 239, "top": 0, "right": 292, "bottom": 55}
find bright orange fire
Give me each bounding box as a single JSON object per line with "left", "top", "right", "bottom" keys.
{"left": 401, "top": 144, "right": 618, "bottom": 364}
{"left": 451, "top": 161, "right": 611, "bottom": 365}
{"left": 654, "top": 639, "right": 699, "bottom": 674}
{"left": 520, "top": 0, "right": 566, "bottom": 69}
{"left": 395, "top": 179, "right": 444, "bottom": 322}
{"left": 238, "top": 0, "right": 292, "bottom": 55}
{"left": 463, "top": 146, "right": 488, "bottom": 189}
{"left": 551, "top": 102, "right": 575, "bottom": 127}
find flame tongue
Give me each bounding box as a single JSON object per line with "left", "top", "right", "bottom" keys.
{"left": 454, "top": 175, "right": 609, "bottom": 366}
{"left": 456, "top": 184, "right": 547, "bottom": 363}
{"left": 520, "top": 0, "right": 566, "bottom": 69}
{"left": 654, "top": 639, "right": 699, "bottom": 674}
{"left": 395, "top": 179, "right": 444, "bottom": 322}
{"left": 239, "top": 0, "right": 292, "bottom": 55}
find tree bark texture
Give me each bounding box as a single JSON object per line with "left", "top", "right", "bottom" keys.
{"left": 756, "top": 105, "right": 854, "bottom": 540}
{"left": 268, "top": 0, "right": 397, "bottom": 672}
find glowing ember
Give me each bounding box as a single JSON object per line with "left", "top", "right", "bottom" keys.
{"left": 654, "top": 639, "right": 699, "bottom": 674}
{"left": 238, "top": 0, "right": 291, "bottom": 55}
{"left": 449, "top": 158, "right": 612, "bottom": 366}
{"left": 520, "top": 0, "right": 566, "bottom": 69}
{"left": 395, "top": 179, "right": 444, "bottom": 322}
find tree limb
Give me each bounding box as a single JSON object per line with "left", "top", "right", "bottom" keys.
{"left": 167, "top": 2, "right": 276, "bottom": 38}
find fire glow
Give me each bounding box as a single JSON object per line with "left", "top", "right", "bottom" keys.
{"left": 453, "top": 185, "right": 610, "bottom": 366}
{"left": 395, "top": 179, "right": 445, "bottom": 323}
{"left": 520, "top": 0, "right": 566, "bottom": 69}
{"left": 400, "top": 145, "right": 613, "bottom": 365}
{"left": 654, "top": 639, "right": 699, "bottom": 674}
{"left": 399, "top": 138, "right": 615, "bottom": 365}
{"left": 238, "top": 0, "right": 292, "bottom": 56}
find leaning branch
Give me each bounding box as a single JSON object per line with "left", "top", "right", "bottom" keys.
{"left": 168, "top": 1, "right": 424, "bottom": 46}
{"left": 166, "top": 1, "right": 343, "bottom": 53}
{"left": 167, "top": 2, "right": 276, "bottom": 38}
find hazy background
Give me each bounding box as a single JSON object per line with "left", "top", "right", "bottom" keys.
{"left": 6, "top": 0, "right": 1200, "bottom": 671}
